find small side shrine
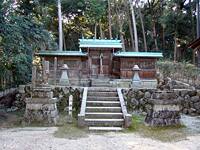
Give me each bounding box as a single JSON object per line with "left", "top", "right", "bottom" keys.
{"left": 35, "top": 38, "right": 163, "bottom": 87}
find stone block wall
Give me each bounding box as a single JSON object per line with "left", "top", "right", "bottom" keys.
{"left": 52, "top": 86, "right": 83, "bottom": 116}
{"left": 123, "top": 89, "right": 200, "bottom": 116}
{"left": 18, "top": 85, "right": 83, "bottom": 123}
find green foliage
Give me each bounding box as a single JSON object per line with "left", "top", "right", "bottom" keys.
{"left": 0, "top": 0, "right": 56, "bottom": 88}
{"left": 157, "top": 60, "right": 200, "bottom": 83}
{"left": 0, "top": 0, "right": 199, "bottom": 89}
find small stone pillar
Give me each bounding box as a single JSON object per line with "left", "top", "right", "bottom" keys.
{"left": 132, "top": 65, "right": 142, "bottom": 89}
{"left": 59, "top": 64, "right": 69, "bottom": 85}
{"left": 67, "top": 95, "right": 73, "bottom": 123}
{"left": 145, "top": 91, "right": 181, "bottom": 127}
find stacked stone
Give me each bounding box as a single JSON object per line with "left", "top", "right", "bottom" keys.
{"left": 145, "top": 91, "right": 181, "bottom": 127}
{"left": 175, "top": 89, "right": 200, "bottom": 116}
{"left": 122, "top": 89, "right": 155, "bottom": 114}
{"left": 25, "top": 86, "right": 59, "bottom": 125}
{"left": 124, "top": 88, "right": 200, "bottom": 116}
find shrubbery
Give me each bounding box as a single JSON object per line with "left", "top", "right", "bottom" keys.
{"left": 156, "top": 60, "right": 200, "bottom": 85}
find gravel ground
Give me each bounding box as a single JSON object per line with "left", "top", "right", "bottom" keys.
{"left": 0, "top": 127, "right": 200, "bottom": 150}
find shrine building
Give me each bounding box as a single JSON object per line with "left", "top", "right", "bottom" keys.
{"left": 35, "top": 39, "right": 162, "bottom": 88}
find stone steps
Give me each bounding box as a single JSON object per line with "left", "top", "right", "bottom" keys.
{"left": 92, "top": 84, "right": 112, "bottom": 87}
{"left": 84, "top": 88, "right": 124, "bottom": 131}
{"left": 87, "top": 92, "right": 118, "bottom": 97}
{"left": 87, "top": 101, "right": 120, "bottom": 107}
{"left": 91, "top": 79, "right": 112, "bottom": 87}
{"left": 87, "top": 97, "right": 119, "bottom": 101}
{"left": 86, "top": 106, "right": 122, "bottom": 112}
{"left": 89, "top": 127, "right": 123, "bottom": 131}
{"left": 88, "top": 87, "right": 116, "bottom": 92}
{"left": 85, "top": 118, "right": 124, "bottom": 127}
{"left": 85, "top": 112, "right": 123, "bottom": 119}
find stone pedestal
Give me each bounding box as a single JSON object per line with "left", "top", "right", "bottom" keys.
{"left": 145, "top": 91, "right": 181, "bottom": 126}
{"left": 24, "top": 86, "right": 59, "bottom": 125}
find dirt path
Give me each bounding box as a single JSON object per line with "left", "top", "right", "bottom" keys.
{"left": 0, "top": 127, "right": 200, "bottom": 150}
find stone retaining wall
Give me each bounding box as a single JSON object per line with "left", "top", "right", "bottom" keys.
{"left": 123, "top": 89, "right": 200, "bottom": 116}
{"left": 18, "top": 85, "right": 83, "bottom": 119}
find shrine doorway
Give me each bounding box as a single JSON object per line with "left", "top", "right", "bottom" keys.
{"left": 89, "top": 50, "right": 112, "bottom": 78}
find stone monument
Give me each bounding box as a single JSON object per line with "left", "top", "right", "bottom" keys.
{"left": 59, "top": 64, "right": 69, "bottom": 85}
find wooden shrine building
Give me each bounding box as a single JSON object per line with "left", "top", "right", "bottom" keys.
{"left": 35, "top": 39, "right": 162, "bottom": 87}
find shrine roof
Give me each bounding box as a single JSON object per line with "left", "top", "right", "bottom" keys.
{"left": 114, "top": 52, "right": 163, "bottom": 58}
{"left": 188, "top": 38, "right": 200, "bottom": 49}
{"left": 35, "top": 50, "right": 88, "bottom": 57}
{"left": 79, "top": 39, "right": 122, "bottom": 48}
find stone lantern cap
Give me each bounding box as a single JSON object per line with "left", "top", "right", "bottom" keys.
{"left": 132, "top": 65, "right": 141, "bottom": 71}
{"left": 60, "top": 64, "right": 69, "bottom": 70}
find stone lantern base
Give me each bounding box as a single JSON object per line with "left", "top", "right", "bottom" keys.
{"left": 24, "top": 86, "right": 59, "bottom": 125}
{"left": 145, "top": 91, "right": 181, "bottom": 126}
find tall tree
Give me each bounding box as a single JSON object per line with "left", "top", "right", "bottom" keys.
{"left": 136, "top": 0, "right": 147, "bottom": 51}
{"left": 129, "top": 0, "right": 139, "bottom": 52}
{"left": 108, "top": 0, "right": 113, "bottom": 39}
{"left": 58, "top": 0, "right": 63, "bottom": 51}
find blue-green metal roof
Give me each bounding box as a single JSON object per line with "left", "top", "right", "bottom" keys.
{"left": 35, "top": 50, "right": 88, "bottom": 57}
{"left": 114, "top": 52, "right": 163, "bottom": 58}
{"left": 79, "top": 39, "right": 122, "bottom": 48}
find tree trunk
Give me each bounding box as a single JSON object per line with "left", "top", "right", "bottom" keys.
{"left": 196, "top": 0, "right": 200, "bottom": 38}
{"left": 119, "top": 23, "right": 125, "bottom": 51}
{"left": 129, "top": 0, "right": 138, "bottom": 52}
{"left": 94, "top": 23, "right": 97, "bottom": 39}
{"left": 162, "top": 25, "right": 165, "bottom": 50}
{"left": 99, "top": 21, "right": 104, "bottom": 39}
{"left": 128, "top": 15, "right": 135, "bottom": 51}
{"left": 153, "top": 20, "right": 159, "bottom": 50}
{"left": 108, "top": 0, "right": 112, "bottom": 39}
{"left": 138, "top": 5, "right": 147, "bottom": 51}
{"left": 58, "top": 0, "right": 63, "bottom": 51}
{"left": 117, "top": 15, "right": 125, "bottom": 51}
{"left": 63, "top": 31, "right": 66, "bottom": 50}
{"left": 174, "top": 36, "right": 177, "bottom": 62}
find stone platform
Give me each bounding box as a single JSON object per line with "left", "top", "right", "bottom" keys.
{"left": 145, "top": 91, "right": 181, "bottom": 126}
{"left": 24, "top": 86, "right": 59, "bottom": 125}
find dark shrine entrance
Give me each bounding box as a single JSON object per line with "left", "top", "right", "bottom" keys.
{"left": 89, "top": 49, "right": 112, "bottom": 78}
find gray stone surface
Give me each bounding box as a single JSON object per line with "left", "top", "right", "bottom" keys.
{"left": 124, "top": 88, "right": 200, "bottom": 116}
{"left": 24, "top": 86, "right": 59, "bottom": 125}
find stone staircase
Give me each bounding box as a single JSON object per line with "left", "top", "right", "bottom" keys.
{"left": 91, "top": 78, "right": 112, "bottom": 87}
{"left": 85, "top": 88, "right": 124, "bottom": 131}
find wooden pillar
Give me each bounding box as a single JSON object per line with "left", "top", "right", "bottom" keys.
{"left": 54, "top": 57, "right": 57, "bottom": 85}
{"left": 88, "top": 48, "right": 91, "bottom": 78}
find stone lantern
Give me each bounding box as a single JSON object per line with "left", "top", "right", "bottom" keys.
{"left": 59, "top": 64, "right": 69, "bottom": 85}
{"left": 132, "top": 65, "right": 142, "bottom": 88}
